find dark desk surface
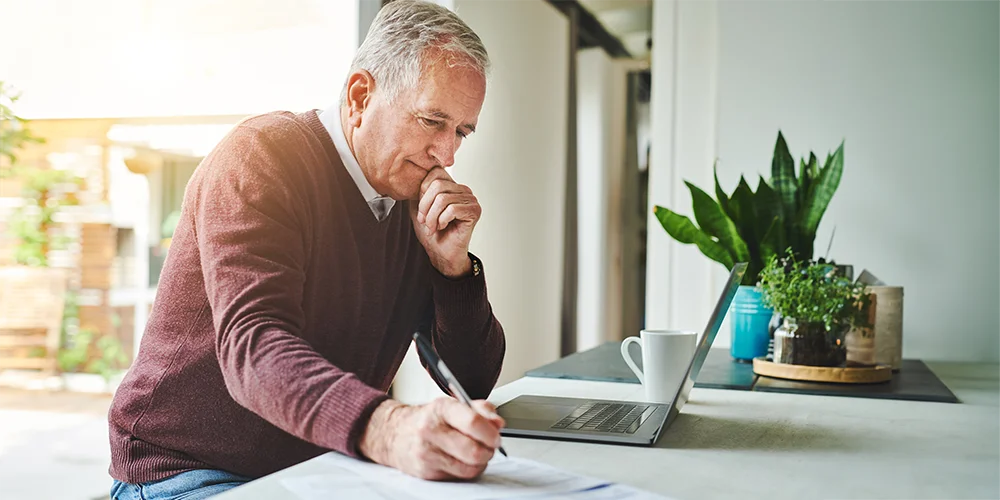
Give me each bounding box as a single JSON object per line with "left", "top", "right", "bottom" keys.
{"left": 754, "top": 359, "right": 959, "bottom": 403}
{"left": 525, "top": 342, "right": 757, "bottom": 390}
{"left": 524, "top": 341, "right": 959, "bottom": 403}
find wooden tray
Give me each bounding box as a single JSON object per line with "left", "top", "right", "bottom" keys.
{"left": 753, "top": 357, "right": 893, "bottom": 384}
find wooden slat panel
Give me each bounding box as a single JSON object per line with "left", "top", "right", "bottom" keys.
{"left": 79, "top": 304, "right": 113, "bottom": 334}
{"left": 0, "top": 267, "right": 67, "bottom": 329}
{"left": 0, "top": 344, "right": 45, "bottom": 357}
{"left": 0, "top": 357, "right": 55, "bottom": 370}
{"left": 0, "top": 266, "right": 68, "bottom": 371}
{"left": 0, "top": 324, "right": 50, "bottom": 333}
{"left": 81, "top": 223, "right": 116, "bottom": 290}
{"left": 0, "top": 335, "right": 47, "bottom": 348}
{"left": 0, "top": 328, "right": 47, "bottom": 336}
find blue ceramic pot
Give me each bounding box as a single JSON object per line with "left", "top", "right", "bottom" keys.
{"left": 730, "top": 285, "right": 773, "bottom": 361}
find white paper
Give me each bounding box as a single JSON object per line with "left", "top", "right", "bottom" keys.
{"left": 278, "top": 452, "right": 672, "bottom": 500}
{"left": 523, "top": 484, "right": 672, "bottom": 500}
{"left": 281, "top": 475, "right": 399, "bottom": 499}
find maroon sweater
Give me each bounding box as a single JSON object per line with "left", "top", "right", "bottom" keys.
{"left": 108, "top": 111, "right": 505, "bottom": 483}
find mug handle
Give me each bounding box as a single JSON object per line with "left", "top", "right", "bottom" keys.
{"left": 620, "top": 336, "right": 645, "bottom": 384}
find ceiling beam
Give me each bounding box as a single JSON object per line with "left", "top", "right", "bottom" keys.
{"left": 620, "top": 31, "right": 652, "bottom": 59}
{"left": 593, "top": 7, "right": 651, "bottom": 36}
{"left": 578, "top": 0, "right": 648, "bottom": 11}
{"left": 545, "top": 0, "right": 632, "bottom": 58}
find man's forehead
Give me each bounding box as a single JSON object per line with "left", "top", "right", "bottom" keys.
{"left": 411, "top": 86, "right": 482, "bottom": 127}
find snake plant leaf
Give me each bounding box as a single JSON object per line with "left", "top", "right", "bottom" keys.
{"left": 759, "top": 216, "right": 784, "bottom": 263}
{"left": 801, "top": 141, "right": 844, "bottom": 238}
{"left": 714, "top": 162, "right": 730, "bottom": 219}
{"left": 770, "top": 131, "right": 798, "bottom": 219}
{"left": 653, "top": 132, "right": 846, "bottom": 284}
{"left": 754, "top": 176, "right": 783, "bottom": 250}
{"left": 751, "top": 216, "right": 783, "bottom": 283}
{"left": 726, "top": 176, "right": 757, "bottom": 249}
{"left": 686, "top": 181, "right": 749, "bottom": 263}
{"left": 755, "top": 176, "right": 783, "bottom": 218}
{"left": 654, "top": 205, "right": 735, "bottom": 269}
{"left": 798, "top": 152, "right": 817, "bottom": 209}
{"left": 726, "top": 176, "right": 755, "bottom": 224}
{"left": 801, "top": 153, "right": 817, "bottom": 184}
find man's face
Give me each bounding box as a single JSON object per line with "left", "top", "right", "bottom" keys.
{"left": 350, "top": 58, "right": 486, "bottom": 200}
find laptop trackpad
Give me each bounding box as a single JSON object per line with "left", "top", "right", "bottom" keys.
{"left": 498, "top": 395, "right": 578, "bottom": 422}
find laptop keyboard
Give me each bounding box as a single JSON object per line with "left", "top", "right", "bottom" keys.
{"left": 549, "top": 402, "right": 651, "bottom": 434}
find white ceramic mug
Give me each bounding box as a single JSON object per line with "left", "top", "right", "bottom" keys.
{"left": 620, "top": 330, "right": 697, "bottom": 403}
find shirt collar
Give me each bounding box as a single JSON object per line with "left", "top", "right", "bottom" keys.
{"left": 319, "top": 104, "right": 385, "bottom": 205}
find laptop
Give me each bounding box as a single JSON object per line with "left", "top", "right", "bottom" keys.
{"left": 497, "top": 263, "right": 748, "bottom": 446}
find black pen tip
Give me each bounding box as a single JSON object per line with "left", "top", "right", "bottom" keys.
{"left": 498, "top": 446, "right": 508, "bottom": 457}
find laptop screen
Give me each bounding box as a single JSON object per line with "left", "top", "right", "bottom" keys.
{"left": 669, "top": 263, "right": 748, "bottom": 412}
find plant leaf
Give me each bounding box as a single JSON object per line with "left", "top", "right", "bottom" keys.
{"left": 759, "top": 216, "right": 784, "bottom": 263}
{"left": 801, "top": 141, "right": 844, "bottom": 237}
{"left": 754, "top": 176, "right": 784, "bottom": 251}
{"left": 751, "top": 216, "right": 784, "bottom": 284}
{"left": 726, "top": 176, "right": 757, "bottom": 257}
{"left": 798, "top": 152, "right": 817, "bottom": 210}
{"left": 755, "top": 176, "right": 783, "bottom": 223}
{"left": 713, "top": 162, "right": 730, "bottom": 219}
{"left": 654, "top": 205, "right": 735, "bottom": 269}
{"left": 686, "top": 181, "right": 749, "bottom": 263}
{"left": 770, "top": 131, "right": 798, "bottom": 219}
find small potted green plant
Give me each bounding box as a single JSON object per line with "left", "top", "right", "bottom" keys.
{"left": 759, "top": 251, "right": 871, "bottom": 367}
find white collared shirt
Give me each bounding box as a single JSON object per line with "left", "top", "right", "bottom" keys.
{"left": 318, "top": 105, "right": 396, "bottom": 221}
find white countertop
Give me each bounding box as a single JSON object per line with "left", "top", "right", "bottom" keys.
{"left": 219, "top": 361, "right": 999, "bottom": 499}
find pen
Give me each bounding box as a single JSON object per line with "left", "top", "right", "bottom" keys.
{"left": 412, "top": 332, "right": 508, "bottom": 457}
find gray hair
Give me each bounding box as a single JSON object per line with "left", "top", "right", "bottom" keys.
{"left": 341, "top": 0, "right": 490, "bottom": 104}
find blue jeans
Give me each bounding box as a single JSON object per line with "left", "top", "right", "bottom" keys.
{"left": 110, "top": 469, "right": 251, "bottom": 500}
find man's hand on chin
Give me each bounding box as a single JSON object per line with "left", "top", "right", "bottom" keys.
{"left": 409, "top": 167, "right": 481, "bottom": 278}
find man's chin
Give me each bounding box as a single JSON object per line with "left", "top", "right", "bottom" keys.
{"left": 396, "top": 180, "right": 424, "bottom": 201}
{"left": 385, "top": 185, "right": 420, "bottom": 202}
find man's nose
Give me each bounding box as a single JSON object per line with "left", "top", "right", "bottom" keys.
{"left": 428, "top": 131, "right": 458, "bottom": 168}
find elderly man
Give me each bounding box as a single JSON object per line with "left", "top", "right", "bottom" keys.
{"left": 107, "top": 1, "right": 505, "bottom": 498}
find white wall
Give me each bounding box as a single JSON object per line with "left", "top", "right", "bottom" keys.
{"left": 646, "top": 0, "right": 724, "bottom": 340}
{"left": 716, "top": 0, "right": 999, "bottom": 363}
{"left": 649, "top": 0, "right": 1000, "bottom": 362}
{"left": 576, "top": 48, "right": 629, "bottom": 350}
{"left": 393, "top": 0, "right": 569, "bottom": 403}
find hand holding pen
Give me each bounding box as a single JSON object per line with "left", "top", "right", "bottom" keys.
{"left": 413, "top": 332, "right": 508, "bottom": 457}
{"left": 356, "top": 335, "right": 508, "bottom": 481}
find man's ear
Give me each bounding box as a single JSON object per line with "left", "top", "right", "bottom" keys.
{"left": 345, "top": 70, "right": 375, "bottom": 128}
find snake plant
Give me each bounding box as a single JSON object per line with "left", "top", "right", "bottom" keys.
{"left": 654, "top": 131, "right": 844, "bottom": 284}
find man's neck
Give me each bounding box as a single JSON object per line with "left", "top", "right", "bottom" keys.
{"left": 339, "top": 107, "right": 357, "bottom": 163}
{"left": 340, "top": 107, "right": 381, "bottom": 195}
